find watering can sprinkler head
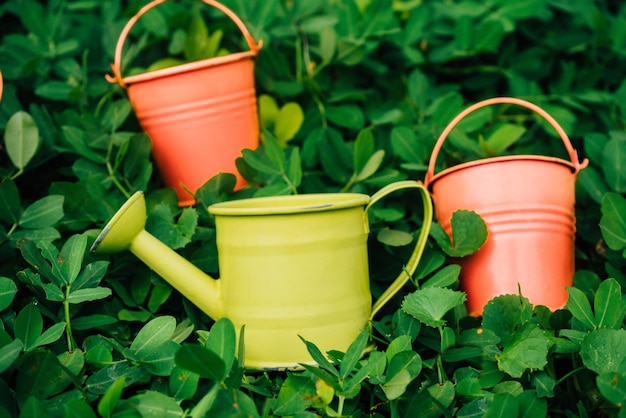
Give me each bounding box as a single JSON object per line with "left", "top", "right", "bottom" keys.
{"left": 90, "top": 191, "right": 224, "bottom": 319}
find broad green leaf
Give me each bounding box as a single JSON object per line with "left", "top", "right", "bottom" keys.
{"left": 241, "top": 148, "right": 281, "bottom": 175}
{"left": 390, "top": 126, "right": 425, "bottom": 165}
{"left": 273, "top": 374, "right": 316, "bottom": 415}
{"left": 381, "top": 368, "right": 413, "bottom": 400}
{"left": 258, "top": 94, "right": 279, "bottom": 130}
{"left": 483, "top": 392, "right": 519, "bottom": 418}
{"left": 287, "top": 147, "right": 302, "bottom": 188}
{"left": 0, "top": 277, "right": 17, "bottom": 311}
{"left": 35, "top": 81, "right": 73, "bottom": 100}
{"left": 85, "top": 363, "right": 148, "bottom": 394}
{"left": 356, "top": 150, "right": 385, "bottom": 181}
{"left": 101, "top": 100, "right": 132, "bottom": 135}
{"left": 31, "top": 322, "right": 66, "bottom": 349}
{"left": 482, "top": 294, "right": 533, "bottom": 346}
{"left": 72, "top": 260, "right": 109, "bottom": 291}
{"left": 71, "top": 315, "right": 117, "bottom": 331}
{"left": 430, "top": 210, "right": 488, "bottom": 257}
{"left": 402, "top": 287, "right": 467, "bottom": 327}
{"left": 10, "top": 227, "right": 61, "bottom": 244}
{"left": 206, "top": 318, "right": 237, "bottom": 373}
{"left": 274, "top": 102, "right": 304, "bottom": 144}
{"left": 263, "top": 130, "right": 286, "bottom": 171}
{"left": 19, "top": 195, "right": 64, "bottom": 229}
{"left": 386, "top": 350, "right": 422, "bottom": 383}
{"left": 175, "top": 344, "right": 226, "bottom": 382}
{"left": 353, "top": 128, "right": 375, "bottom": 174}
{"left": 319, "top": 25, "right": 336, "bottom": 62}
{"left": 146, "top": 204, "right": 198, "bottom": 250}
{"left": 565, "top": 286, "right": 596, "bottom": 330}
{"left": 484, "top": 123, "right": 526, "bottom": 155}
{"left": 340, "top": 328, "right": 370, "bottom": 379}
{"left": 38, "top": 240, "right": 70, "bottom": 285}
{"left": 386, "top": 335, "right": 413, "bottom": 361}
{"left": 0, "top": 339, "right": 23, "bottom": 374}
{"left": 602, "top": 135, "right": 626, "bottom": 193}
{"left": 421, "top": 264, "right": 461, "bottom": 288}
{"left": 596, "top": 371, "right": 626, "bottom": 409}
{"left": 128, "top": 390, "right": 184, "bottom": 418}
{"left": 18, "top": 397, "right": 51, "bottom": 418}
{"left": 377, "top": 227, "right": 413, "bottom": 246}
{"left": 4, "top": 110, "right": 40, "bottom": 169}
{"left": 59, "top": 234, "right": 87, "bottom": 285}
{"left": 67, "top": 287, "right": 112, "bottom": 304}
{"left": 0, "top": 179, "right": 21, "bottom": 224}
{"left": 531, "top": 371, "right": 555, "bottom": 398}
{"left": 98, "top": 377, "right": 125, "bottom": 418}
{"left": 299, "top": 336, "right": 340, "bottom": 378}
{"left": 580, "top": 328, "right": 626, "bottom": 374}
{"left": 169, "top": 366, "right": 199, "bottom": 401}
{"left": 326, "top": 104, "right": 365, "bottom": 130}
{"left": 497, "top": 324, "right": 549, "bottom": 378}
{"left": 600, "top": 192, "right": 626, "bottom": 256}
{"left": 14, "top": 304, "right": 42, "bottom": 351}
{"left": 130, "top": 316, "right": 176, "bottom": 357}
{"left": 16, "top": 350, "right": 68, "bottom": 399}
{"left": 141, "top": 340, "right": 178, "bottom": 376}
{"left": 517, "top": 390, "right": 548, "bottom": 418}
{"left": 594, "top": 278, "right": 625, "bottom": 329}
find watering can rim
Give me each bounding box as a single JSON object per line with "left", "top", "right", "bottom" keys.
{"left": 209, "top": 193, "right": 371, "bottom": 216}
{"left": 106, "top": 0, "right": 263, "bottom": 88}
{"left": 428, "top": 154, "right": 579, "bottom": 189}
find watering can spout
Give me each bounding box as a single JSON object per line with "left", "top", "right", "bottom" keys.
{"left": 90, "top": 192, "right": 223, "bottom": 319}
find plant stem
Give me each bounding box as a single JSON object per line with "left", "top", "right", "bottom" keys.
{"left": 64, "top": 286, "right": 76, "bottom": 351}
{"left": 337, "top": 395, "right": 345, "bottom": 416}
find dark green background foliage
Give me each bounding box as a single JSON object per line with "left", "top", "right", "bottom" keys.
{"left": 1, "top": 0, "right": 626, "bottom": 416}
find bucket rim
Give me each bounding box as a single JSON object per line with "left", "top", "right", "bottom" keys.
{"left": 208, "top": 193, "right": 370, "bottom": 216}
{"left": 120, "top": 50, "right": 257, "bottom": 86}
{"left": 427, "top": 154, "right": 578, "bottom": 189}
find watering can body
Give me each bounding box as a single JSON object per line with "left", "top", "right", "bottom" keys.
{"left": 91, "top": 181, "right": 432, "bottom": 369}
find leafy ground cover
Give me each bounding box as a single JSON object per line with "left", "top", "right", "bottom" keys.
{"left": 1, "top": 0, "right": 626, "bottom": 416}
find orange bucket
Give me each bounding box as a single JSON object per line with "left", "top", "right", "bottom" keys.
{"left": 107, "top": 0, "right": 262, "bottom": 206}
{"left": 424, "top": 97, "right": 588, "bottom": 316}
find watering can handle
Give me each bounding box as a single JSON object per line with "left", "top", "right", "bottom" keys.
{"left": 424, "top": 97, "right": 589, "bottom": 188}
{"left": 366, "top": 180, "right": 433, "bottom": 319}
{"left": 107, "top": 0, "right": 263, "bottom": 87}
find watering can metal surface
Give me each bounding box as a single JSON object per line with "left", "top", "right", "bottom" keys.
{"left": 91, "top": 181, "right": 433, "bottom": 369}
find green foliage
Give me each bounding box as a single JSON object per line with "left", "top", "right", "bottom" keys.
{"left": 1, "top": 0, "right": 626, "bottom": 416}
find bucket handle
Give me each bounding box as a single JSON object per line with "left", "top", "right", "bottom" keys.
{"left": 424, "top": 97, "right": 589, "bottom": 188}
{"left": 366, "top": 180, "right": 433, "bottom": 319}
{"left": 106, "top": 0, "right": 263, "bottom": 87}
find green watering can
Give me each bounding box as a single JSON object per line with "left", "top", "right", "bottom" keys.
{"left": 91, "top": 181, "right": 433, "bottom": 369}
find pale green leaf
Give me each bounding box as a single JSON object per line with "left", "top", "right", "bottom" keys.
{"left": 497, "top": 324, "right": 549, "bottom": 378}
{"left": 402, "top": 287, "right": 467, "bottom": 327}
{"left": 4, "top": 110, "right": 40, "bottom": 169}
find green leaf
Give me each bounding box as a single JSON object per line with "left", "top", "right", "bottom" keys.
{"left": 16, "top": 350, "right": 68, "bottom": 400}
{"left": 67, "top": 287, "right": 112, "bottom": 304}
{"left": 4, "top": 110, "right": 40, "bottom": 170}
{"left": 0, "top": 277, "right": 17, "bottom": 311}
{"left": 565, "top": 286, "right": 596, "bottom": 330}
{"left": 19, "top": 195, "right": 64, "bottom": 229}
{"left": 390, "top": 126, "right": 426, "bottom": 165}
{"left": 483, "top": 392, "right": 519, "bottom": 418}
{"left": 319, "top": 25, "right": 336, "bottom": 62}
{"left": 596, "top": 372, "right": 626, "bottom": 409}
{"left": 580, "top": 328, "right": 626, "bottom": 374}
{"left": 402, "top": 287, "right": 467, "bottom": 327}
{"left": 59, "top": 234, "right": 87, "bottom": 285}
{"left": 146, "top": 204, "right": 198, "bottom": 250}
{"left": 263, "top": 130, "right": 286, "bottom": 171}
{"left": 602, "top": 135, "right": 626, "bottom": 193}
{"left": 384, "top": 351, "right": 422, "bottom": 398}
{"left": 517, "top": 390, "right": 548, "bottom": 418}
{"left": 484, "top": 123, "right": 526, "bottom": 155}
{"left": 85, "top": 363, "right": 147, "bottom": 394}
{"left": 130, "top": 316, "right": 176, "bottom": 357}
{"left": 258, "top": 94, "right": 279, "bottom": 130}
{"left": 175, "top": 344, "right": 226, "bottom": 382}
{"left": 128, "top": 390, "right": 184, "bottom": 418}
{"left": 326, "top": 104, "right": 365, "bottom": 130}
{"left": 594, "top": 278, "right": 626, "bottom": 329}
{"left": 482, "top": 294, "right": 533, "bottom": 346}
{"left": 497, "top": 323, "right": 549, "bottom": 378}
{"left": 421, "top": 264, "right": 461, "bottom": 288}
{"left": 0, "top": 179, "right": 21, "bottom": 224}
{"left": 340, "top": 328, "right": 370, "bottom": 379}
{"left": 97, "top": 377, "right": 125, "bottom": 418}
{"left": 274, "top": 102, "right": 304, "bottom": 144}
{"left": 0, "top": 339, "right": 24, "bottom": 374}
{"left": 14, "top": 304, "right": 42, "bottom": 351}
{"left": 287, "top": 147, "right": 302, "bottom": 188}
{"left": 31, "top": 322, "right": 65, "bottom": 348}
{"left": 353, "top": 128, "right": 375, "bottom": 174}
{"left": 169, "top": 366, "right": 199, "bottom": 401}
{"left": 141, "top": 340, "right": 179, "bottom": 376}
{"left": 273, "top": 374, "right": 316, "bottom": 415}
{"left": 356, "top": 149, "right": 385, "bottom": 181}
{"left": 600, "top": 193, "right": 626, "bottom": 255}
{"left": 206, "top": 318, "right": 237, "bottom": 373}
{"left": 430, "top": 210, "right": 488, "bottom": 257}
{"left": 299, "top": 336, "right": 340, "bottom": 378}
{"left": 377, "top": 227, "right": 413, "bottom": 246}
